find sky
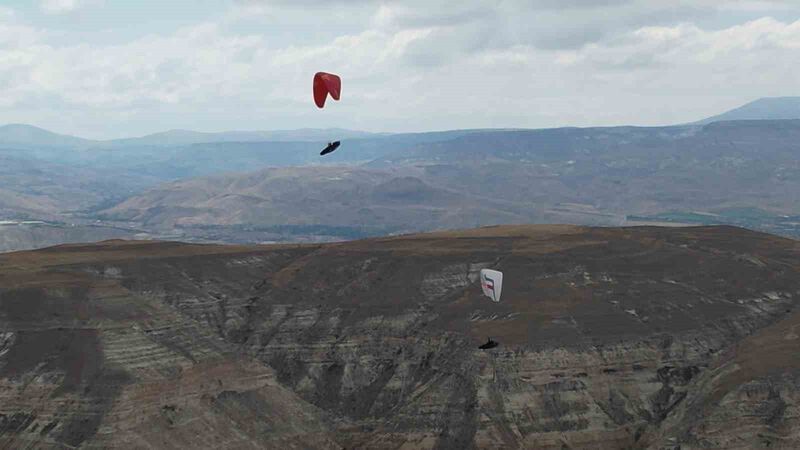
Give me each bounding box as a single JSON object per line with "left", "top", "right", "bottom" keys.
{"left": 0, "top": 0, "right": 798, "bottom": 139}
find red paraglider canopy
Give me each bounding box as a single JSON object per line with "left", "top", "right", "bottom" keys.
{"left": 313, "top": 72, "right": 341, "bottom": 108}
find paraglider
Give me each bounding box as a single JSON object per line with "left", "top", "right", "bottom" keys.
{"left": 313, "top": 72, "right": 342, "bottom": 156}
{"left": 313, "top": 72, "right": 341, "bottom": 109}
{"left": 477, "top": 269, "right": 504, "bottom": 349}
{"left": 320, "top": 141, "right": 341, "bottom": 156}
{"left": 479, "top": 337, "right": 499, "bottom": 350}
{"left": 480, "top": 269, "right": 503, "bottom": 302}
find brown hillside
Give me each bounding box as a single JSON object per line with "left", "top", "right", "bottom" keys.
{"left": 1, "top": 225, "right": 799, "bottom": 448}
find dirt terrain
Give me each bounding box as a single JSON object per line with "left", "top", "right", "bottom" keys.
{"left": 1, "top": 225, "right": 799, "bottom": 449}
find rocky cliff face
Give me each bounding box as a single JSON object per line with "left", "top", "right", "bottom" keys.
{"left": 1, "top": 225, "right": 799, "bottom": 449}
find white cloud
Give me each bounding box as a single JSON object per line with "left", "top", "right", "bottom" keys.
{"left": 40, "top": 0, "right": 103, "bottom": 14}
{"left": 41, "top": 0, "right": 80, "bottom": 14}
{"left": 718, "top": 1, "right": 800, "bottom": 12}
{"left": 0, "top": 1, "right": 798, "bottom": 137}
{"left": 0, "top": 7, "right": 15, "bottom": 20}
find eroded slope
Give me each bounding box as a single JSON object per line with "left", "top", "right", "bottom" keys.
{"left": 1, "top": 226, "right": 799, "bottom": 449}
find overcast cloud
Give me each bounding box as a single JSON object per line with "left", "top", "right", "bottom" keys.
{"left": 0, "top": 0, "right": 797, "bottom": 138}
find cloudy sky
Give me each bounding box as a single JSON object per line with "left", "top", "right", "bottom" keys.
{"left": 0, "top": 0, "right": 797, "bottom": 139}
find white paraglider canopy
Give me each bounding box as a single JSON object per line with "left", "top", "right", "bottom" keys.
{"left": 480, "top": 269, "right": 503, "bottom": 302}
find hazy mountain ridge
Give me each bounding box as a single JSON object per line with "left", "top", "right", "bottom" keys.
{"left": 697, "top": 96, "right": 800, "bottom": 124}
{"left": 0, "top": 123, "right": 94, "bottom": 148}
{"left": 0, "top": 124, "right": 380, "bottom": 148}
{"left": 1, "top": 98, "right": 799, "bottom": 250}
{"left": 0, "top": 95, "right": 794, "bottom": 150}
{"left": 100, "top": 119, "right": 800, "bottom": 242}
{"left": 2, "top": 96, "right": 795, "bottom": 149}
{"left": 98, "top": 127, "right": 383, "bottom": 147}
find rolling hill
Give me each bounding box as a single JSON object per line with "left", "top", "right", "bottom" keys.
{"left": 100, "top": 120, "right": 800, "bottom": 242}
{"left": 98, "top": 166, "right": 529, "bottom": 236}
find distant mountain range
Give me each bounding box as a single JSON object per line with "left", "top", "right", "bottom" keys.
{"left": 1, "top": 97, "right": 800, "bottom": 250}
{"left": 100, "top": 128, "right": 385, "bottom": 147}
{"left": 1, "top": 96, "right": 798, "bottom": 149}
{"left": 0, "top": 124, "right": 383, "bottom": 149}
{"left": 100, "top": 120, "right": 800, "bottom": 239}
